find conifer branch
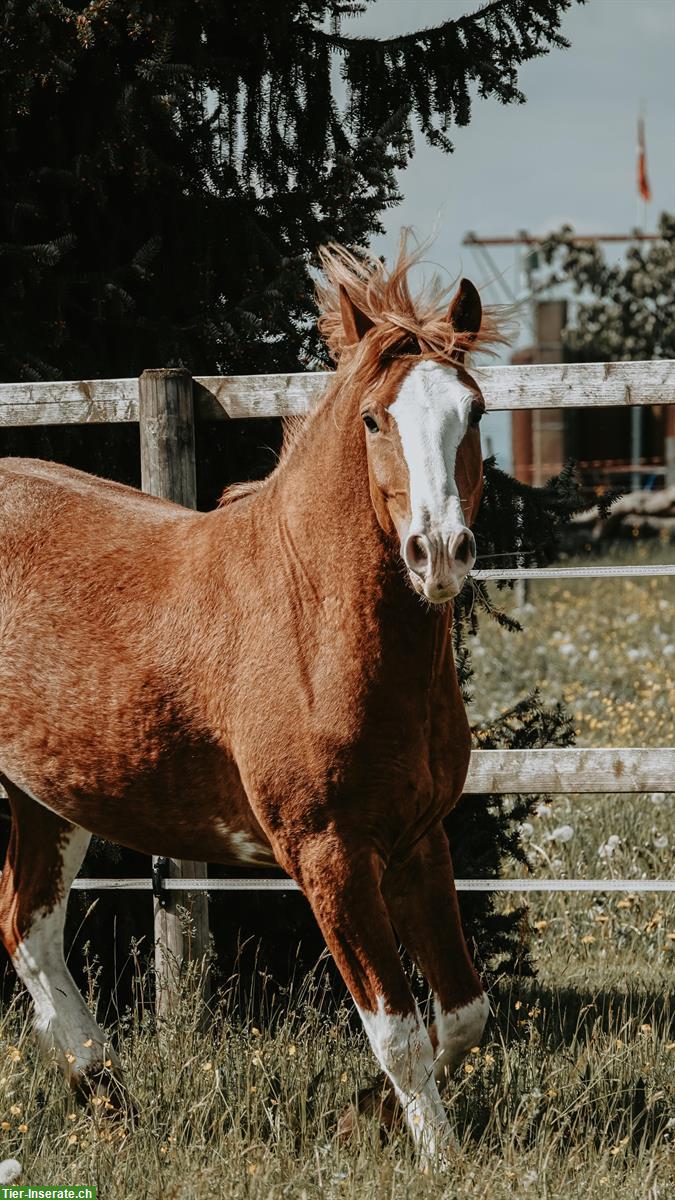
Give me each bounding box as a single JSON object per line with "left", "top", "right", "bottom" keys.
{"left": 314, "top": 0, "right": 580, "bottom": 51}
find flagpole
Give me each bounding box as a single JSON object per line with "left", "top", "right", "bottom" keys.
{"left": 636, "top": 104, "right": 641, "bottom": 231}
{"left": 634, "top": 102, "right": 648, "bottom": 488}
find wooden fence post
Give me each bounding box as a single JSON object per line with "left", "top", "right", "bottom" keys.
{"left": 139, "top": 368, "right": 210, "bottom": 1015}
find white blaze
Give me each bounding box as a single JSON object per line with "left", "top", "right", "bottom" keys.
{"left": 389, "top": 360, "right": 474, "bottom": 540}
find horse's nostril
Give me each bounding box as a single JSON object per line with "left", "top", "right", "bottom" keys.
{"left": 455, "top": 533, "right": 471, "bottom": 564}
{"left": 451, "top": 531, "right": 475, "bottom": 566}
{"left": 405, "top": 534, "right": 429, "bottom": 576}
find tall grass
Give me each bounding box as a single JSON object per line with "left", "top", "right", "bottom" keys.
{"left": 0, "top": 953, "right": 672, "bottom": 1199}
{"left": 0, "top": 563, "right": 673, "bottom": 1197}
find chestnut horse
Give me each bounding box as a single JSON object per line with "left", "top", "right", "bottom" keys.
{"left": 0, "top": 243, "right": 505, "bottom": 1164}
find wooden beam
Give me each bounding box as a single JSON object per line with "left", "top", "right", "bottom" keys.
{"left": 476, "top": 360, "right": 675, "bottom": 412}
{"left": 192, "top": 372, "right": 329, "bottom": 419}
{"left": 464, "top": 746, "right": 675, "bottom": 794}
{"left": 194, "top": 360, "right": 675, "bottom": 417}
{"left": 2, "top": 360, "right": 674, "bottom": 426}
{"left": 138, "top": 369, "right": 210, "bottom": 1016}
{"left": 0, "top": 378, "right": 138, "bottom": 426}
{"left": 1, "top": 747, "right": 671, "bottom": 806}
{"left": 139, "top": 369, "right": 198, "bottom": 508}
{"left": 462, "top": 233, "right": 660, "bottom": 246}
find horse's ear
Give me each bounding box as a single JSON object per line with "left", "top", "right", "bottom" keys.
{"left": 447, "top": 278, "right": 482, "bottom": 361}
{"left": 339, "top": 285, "right": 375, "bottom": 346}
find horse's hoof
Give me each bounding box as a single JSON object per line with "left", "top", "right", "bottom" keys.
{"left": 72, "top": 1064, "right": 137, "bottom": 1124}
{"left": 420, "top": 1147, "right": 456, "bottom": 1176}
{"left": 336, "top": 1079, "right": 402, "bottom": 1142}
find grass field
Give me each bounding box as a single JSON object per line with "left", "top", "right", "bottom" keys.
{"left": 470, "top": 545, "right": 674, "bottom": 996}
{"left": 0, "top": 551, "right": 673, "bottom": 1198}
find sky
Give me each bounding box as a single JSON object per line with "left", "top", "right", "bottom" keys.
{"left": 328, "top": 0, "right": 675, "bottom": 467}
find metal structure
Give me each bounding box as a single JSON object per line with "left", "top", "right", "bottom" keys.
{"left": 462, "top": 232, "right": 660, "bottom": 246}
{"left": 462, "top": 232, "right": 672, "bottom": 493}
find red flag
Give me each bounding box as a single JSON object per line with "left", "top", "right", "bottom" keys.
{"left": 637, "top": 117, "right": 651, "bottom": 202}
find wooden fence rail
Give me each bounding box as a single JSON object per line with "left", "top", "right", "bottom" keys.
{"left": 2, "top": 748, "right": 672, "bottom": 803}
{"left": 1, "top": 360, "right": 674, "bottom": 1001}
{"left": 1, "top": 359, "right": 675, "bottom": 426}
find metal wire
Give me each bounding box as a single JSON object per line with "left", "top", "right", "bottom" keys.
{"left": 471, "top": 564, "right": 675, "bottom": 581}
{"left": 71, "top": 877, "right": 675, "bottom": 894}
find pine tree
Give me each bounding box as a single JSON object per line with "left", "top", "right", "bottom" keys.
{"left": 2, "top": 0, "right": 582, "bottom": 380}
{"left": 0, "top": 0, "right": 587, "bottom": 995}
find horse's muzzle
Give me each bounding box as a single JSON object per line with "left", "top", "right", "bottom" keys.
{"left": 404, "top": 527, "right": 476, "bottom": 603}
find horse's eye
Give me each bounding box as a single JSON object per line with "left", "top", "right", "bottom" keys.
{"left": 363, "top": 414, "right": 380, "bottom": 433}
{"left": 469, "top": 406, "right": 483, "bottom": 428}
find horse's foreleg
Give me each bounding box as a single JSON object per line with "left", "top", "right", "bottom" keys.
{"left": 0, "top": 781, "right": 128, "bottom": 1108}
{"left": 382, "top": 826, "right": 489, "bottom": 1088}
{"left": 289, "top": 832, "right": 455, "bottom": 1167}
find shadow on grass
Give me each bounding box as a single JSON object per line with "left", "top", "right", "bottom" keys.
{"left": 490, "top": 977, "right": 674, "bottom": 1047}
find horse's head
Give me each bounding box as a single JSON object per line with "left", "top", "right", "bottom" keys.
{"left": 331, "top": 274, "right": 487, "bottom": 604}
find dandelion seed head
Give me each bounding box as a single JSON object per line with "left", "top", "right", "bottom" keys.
{"left": 548, "top": 824, "right": 574, "bottom": 844}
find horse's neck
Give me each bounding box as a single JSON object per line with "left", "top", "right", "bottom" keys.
{"left": 274, "top": 380, "right": 379, "bottom": 557}
{"left": 264, "top": 378, "right": 452, "bottom": 662}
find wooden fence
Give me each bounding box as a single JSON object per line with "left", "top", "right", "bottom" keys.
{"left": 1, "top": 361, "right": 674, "bottom": 1004}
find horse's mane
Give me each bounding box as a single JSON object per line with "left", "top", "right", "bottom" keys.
{"left": 220, "top": 235, "right": 512, "bottom": 507}
{"left": 316, "top": 234, "right": 510, "bottom": 364}
{"left": 218, "top": 414, "right": 308, "bottom": 506}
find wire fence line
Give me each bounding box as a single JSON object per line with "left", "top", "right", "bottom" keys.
{"left": 71, "top": 877, "right": 675, "bottom": 894}
{"left": 471, "top": 564, "right": 675, "bottom": 581}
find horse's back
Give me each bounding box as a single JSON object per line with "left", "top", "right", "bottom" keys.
{"left": 0, "top": 459, "right": 262, "bottom": 864}
{"left": 0, "top": 456, "right": 191, "bottom": 528}
{"left": 0, "top": 456, "right": 199, "bottom": 612}
{"left": 0, "top": 458, "right": 209, "bottom": 820}
{"left": 0, "top": 455, "right": 194, "bottom": 702}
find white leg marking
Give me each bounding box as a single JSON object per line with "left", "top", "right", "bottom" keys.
{"left": 358, "top": 996, "right": 455, "bottom": 1165}
{"left": 433, "top": 993, "right": 490, "bottom": 1083}
{"left": 11, "top": 825, "right": 120, "bottom": 1083}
